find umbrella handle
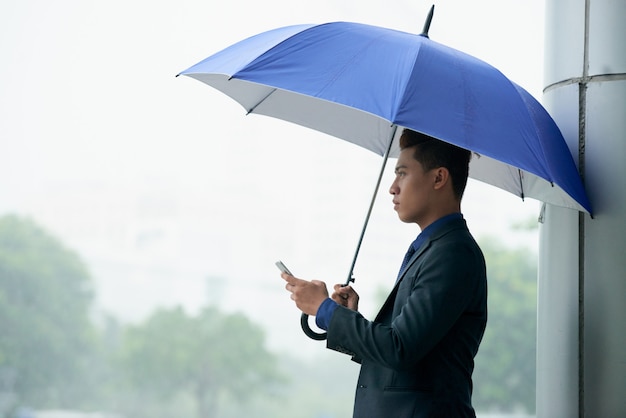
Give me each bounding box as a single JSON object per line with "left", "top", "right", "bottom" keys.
{"left": 300, "top": 313, "right": 327, "bottom": 340}
{"left": 300, "top": 278, "right": 354, "bottom": 341}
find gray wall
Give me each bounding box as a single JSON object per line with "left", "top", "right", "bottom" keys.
{"left": 538, "top": 0, "right": 626, "bottom": 416}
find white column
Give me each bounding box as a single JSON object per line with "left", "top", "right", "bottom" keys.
{"left": 538, "top": 0, "right": 626, "bottom": 417}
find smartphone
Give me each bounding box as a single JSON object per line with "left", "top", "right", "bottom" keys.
{"left": 275, "top": 260, "right": 293, "bottom": 275}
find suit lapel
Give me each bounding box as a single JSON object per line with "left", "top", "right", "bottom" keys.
{"left": 375, "top": 239, "right": 433, "bottom": 321}
{"left": 395, "top": 240, "right": 431, "bottom": 285}
{"left": 396, "top": 217, "right": 465, "bottom": 285}
{"left": 374, "top": 219, "right": 467, "bottom": 321}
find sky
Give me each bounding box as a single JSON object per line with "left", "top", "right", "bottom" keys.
{"left": 0, "top": 0, "right": 545, "bottom": 354}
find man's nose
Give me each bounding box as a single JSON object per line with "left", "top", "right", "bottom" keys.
{"left": 389, "top": 180, "right": 398, "bottom": 195}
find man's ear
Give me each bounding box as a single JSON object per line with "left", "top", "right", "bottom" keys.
{"left": 433, "top": 167, "right": 450, "bottom": 190}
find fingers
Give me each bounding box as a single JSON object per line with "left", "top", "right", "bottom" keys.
{"left": 332, "top": 284, "right": 357, "bottom": 297}
{"left": 281, "top": 274, "right": 329, "bottom": 316}
{"left": 282, "top": 273, "right": 309, "bottom": 293}
{"left": 331, "top": 284, "right": 359, "bottom": 310}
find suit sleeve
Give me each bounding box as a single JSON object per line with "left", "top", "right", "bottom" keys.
{"left": 326, "top": 238, "right": 483, "bottom": 371}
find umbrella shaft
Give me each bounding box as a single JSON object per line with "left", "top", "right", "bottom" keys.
{"left": 345, "top": 127, "right": 396, "bottom": 286}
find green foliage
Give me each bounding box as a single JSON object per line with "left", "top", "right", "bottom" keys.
{"left": 0, "top": 213, "right": 539, "bottom": 417}
{"left": 210, "top": 350, "right": 359, "bottom": 418}
{"left": 0, "top": 215, "right": 96, "bottom": 408}
{"left": 118, "top": 306, "right": 283, "bottom": 417}
{"left": 472, "top": 236, "right": 537, "bottom": 414}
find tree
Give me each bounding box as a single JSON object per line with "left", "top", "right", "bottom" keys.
{"left": 0, "top": 214, "right": 96, "bottom": 408}
{"left": 472, "top": 236, "right": 538, "bottom": 413}
{"left": 120, "top": 305, "right": 282, "bottom": 418}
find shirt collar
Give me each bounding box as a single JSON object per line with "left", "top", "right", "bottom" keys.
{"left": 410, "top": 212, "right": 463, "bottom": 251}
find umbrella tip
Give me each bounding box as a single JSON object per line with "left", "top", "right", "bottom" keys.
{"left": 420, "top": 4, "right": 435, "bottom": 38}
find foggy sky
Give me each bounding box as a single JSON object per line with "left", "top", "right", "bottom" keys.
{"left": 0, "top": 0, "right": 543, "bottom": 353}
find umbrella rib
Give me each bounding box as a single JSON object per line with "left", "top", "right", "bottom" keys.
{"left": 518, "top": 169, "right": 525, "bottom": 201}
{"left": 246, "top": 88, "right": 278, "bottom": 115}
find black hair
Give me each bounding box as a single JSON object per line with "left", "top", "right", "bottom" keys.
{"left": 399, "top": 129, "right": 471, "bottom": 200}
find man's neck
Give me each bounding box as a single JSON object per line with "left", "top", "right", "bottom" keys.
{"left": 418, "top": 199, "right": 461, "bottom": 228}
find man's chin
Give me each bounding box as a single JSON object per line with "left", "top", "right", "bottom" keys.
{"left": 397, "top": 213, "right": 418, "bottom": 225}
{"left": 396, "top": 213, "right": 410, "bottom": 223}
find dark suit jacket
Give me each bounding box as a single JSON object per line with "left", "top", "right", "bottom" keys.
{"left": 326, "top": 218, "right": 487, "bottom": 418}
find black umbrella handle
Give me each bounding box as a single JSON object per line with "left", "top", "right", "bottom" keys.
{"left": 300, "top": 275, "right": 355, "bottom": 341}
{"left": 300, "top": 313, "right": 327, "bottom": 340}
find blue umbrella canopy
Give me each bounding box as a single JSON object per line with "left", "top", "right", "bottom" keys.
{"left": 179, "top": 21, "right": 592, "bottom": 214}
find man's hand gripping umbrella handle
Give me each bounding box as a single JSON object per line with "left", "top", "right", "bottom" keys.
{"left": 300, "top": 275, "right": 355, "bottom": 341}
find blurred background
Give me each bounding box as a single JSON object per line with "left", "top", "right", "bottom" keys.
{"left": 1, "top": 1, "right": 543, "bottom": 417}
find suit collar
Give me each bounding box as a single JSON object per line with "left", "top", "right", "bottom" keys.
{"left": 375, "top": 217, "right": 469, "bottom": 320}
{"left": 395, "top": 217, "right": 467, "bottom": 285}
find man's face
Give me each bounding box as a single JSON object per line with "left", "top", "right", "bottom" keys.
{"left": 389, "top": 146, "right": 435, "bottom": 225}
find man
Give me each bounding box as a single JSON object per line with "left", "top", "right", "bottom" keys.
{"left": 282, "top": 129, "right": 487, "bottom": 417}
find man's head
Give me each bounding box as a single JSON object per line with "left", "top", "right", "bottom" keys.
{"left": 389, "top": 129, "right": 471, "bottom": 227}
{"left": 399, "top": 129, "right": 471, "bottom": 200}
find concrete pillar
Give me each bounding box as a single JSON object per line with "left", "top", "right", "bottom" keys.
{"left": 538, "top": 0, "right": 626, "bottom": 417}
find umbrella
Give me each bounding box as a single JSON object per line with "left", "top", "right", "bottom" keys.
{"left": 178, "top": 8, "right": 592, "bottom": 338}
